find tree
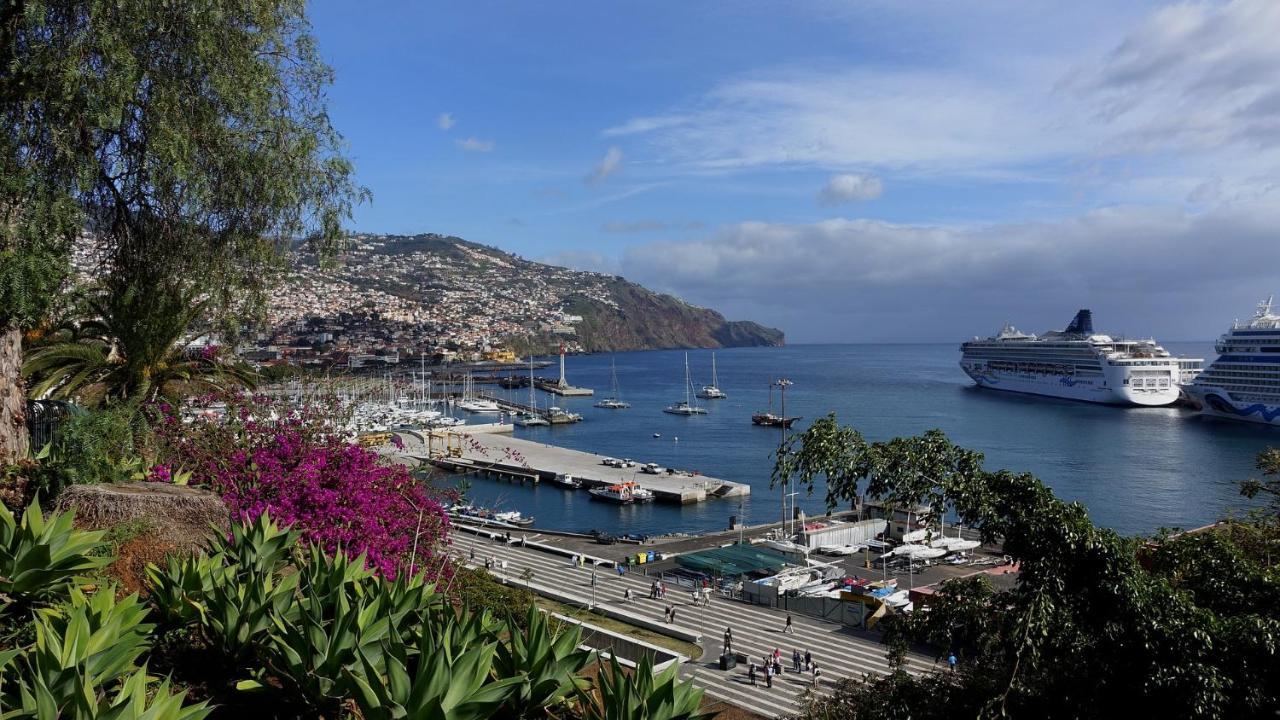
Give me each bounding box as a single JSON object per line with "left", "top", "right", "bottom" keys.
{"left": 1, "top": 0, "right": 365, "bottom": 460}
{"left": 23, "top": 287, "right": 258, "bottom": 407}
{"left": 778, "top": 417, "right": 1280, "bottom": 719}
{"left": 1241, "top": 447, "right": 1280, "bottom": 513}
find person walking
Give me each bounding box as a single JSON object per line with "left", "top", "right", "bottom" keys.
{"left": 670, "top": 606, "right": 677, "bottom": 624}
{"left": 624, "top": 588, "right": 632, "bottom": 603}
{"left": 664, "top": 606, "right": 671, "bottom": 623}
{"left": 748, "top": 663, "right": 757, "bottom": 686}
{"left": 468, "top": 547, "right": 475, "bottom": 562}
{"left": 774, "top": 658, "right": 783, "bottom": 677}
{"left": 812, "top": 663, "right": 821, "bottom": 688}
{"left": 784, "top": 614, "right": 794, "bottom": 634}
{"left": 765, "top": 663, "right": 773, "bottom": 688}
{"left": 804, "top": 649, "right": 812, "bottom": 671}
{"left": 724, "top": 628, "right": 733, "bottom": 654}
{"left": 792, "top": 649, "right": 802, "bottom": 673}
{"left": 948, "top": 653, "right": 957, "bottom": 672}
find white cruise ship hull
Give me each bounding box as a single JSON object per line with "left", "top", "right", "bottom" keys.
{"left": 960, "top": 364, "right": 1180, "bottom": 406}
{"left": 1183, "top": 386, "right": 1280, "bottom": 426}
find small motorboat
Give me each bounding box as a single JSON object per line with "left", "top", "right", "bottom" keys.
{"left": 550, "top": 473, "right": 581, "bottom": 489}
{"left": 652, "top": 433, "right": 661, "bottom": 438}
{"left": 494, "top": 510, "right": 534, "bottom": 527}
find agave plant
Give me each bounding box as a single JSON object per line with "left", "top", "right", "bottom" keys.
{"left": 95, "top": 670, "right": 212, "bottom": 720}
{"left": 0, "top": 587, "right": 155, "bottom": 717}
{"left": 0, "top": 500, "right": 110, "bottom": 615}
{"left": 582, "top": 655, "right": 716, "bottom": 720}
{"left": 346, "top": 622, "right": 523, "bottom": 720}
{"left": 22, "top": 287, "right": 258, "bottom": 408}
{"left": 493, "top": 606, "right": 592, "bottom": 717}
{"left": 145, "top": 513, "right": 299, "bottom": 663}
{"left": 259, "top": 547, "right": 420, "bottom": 706}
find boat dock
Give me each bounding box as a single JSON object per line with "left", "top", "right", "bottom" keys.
{"left": 400, "top": 432, "right": 749, "bottom": 504}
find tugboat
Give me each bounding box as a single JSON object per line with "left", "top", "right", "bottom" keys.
{"left": 588, "top": 481, "right": 655, "bottom": 504}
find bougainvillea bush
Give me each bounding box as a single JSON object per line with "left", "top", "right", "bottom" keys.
{"left": 149, "top": 393, "right": 450, "bottom": 578}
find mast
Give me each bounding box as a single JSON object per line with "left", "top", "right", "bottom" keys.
{"left": 711, "top": 353, "right": 718, "bottom": 388}
{"left": 684, "top": 353, "right": 692, "bottom": 406}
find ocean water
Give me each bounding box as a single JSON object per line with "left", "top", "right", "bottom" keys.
{"left": 451, "top": 343, "right": 1275, "bottom": 538}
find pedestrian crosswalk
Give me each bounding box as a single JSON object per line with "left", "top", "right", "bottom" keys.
{"left": 452, "top": 530, "right": 938, "bottom": 719}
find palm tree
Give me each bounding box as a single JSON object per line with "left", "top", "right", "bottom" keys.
{"left": 22, "top": 284, "right": 258, "bottom": 408}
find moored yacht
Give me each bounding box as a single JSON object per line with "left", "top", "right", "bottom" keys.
{"left": 595, "top": 358, "right": 631, "bottom": 409}
{"left": 1184, "top": 295, "right": 1280, "bottom": 426}
{"left": 959, "top": 309, "right": 1199, "bottom": 406}
{"left": 696, "top": 353, "right": 727, "bottom": 399}
{"left": 664, "top": 353, "right": 708, "bottom": 415}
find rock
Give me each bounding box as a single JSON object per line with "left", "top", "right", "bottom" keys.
{"left": 55, "top": 482, "right": 228, "bottom": 552}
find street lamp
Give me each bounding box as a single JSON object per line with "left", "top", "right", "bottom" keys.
{"left": 774, "top": 378, "right": 793, "bottom": 534}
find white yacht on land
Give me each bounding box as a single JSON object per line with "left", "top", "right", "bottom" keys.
{"left": 696, "top": 353, "right": 727, "bottom": 399}
{"left": 959, "top": 309, "right": 1198, "bottom": 407}
{"left": 1184, "top": 295, "right": 1280, "bottom": 426}
{"left": 664, "top": 353, "right": 708, "bottom": 415}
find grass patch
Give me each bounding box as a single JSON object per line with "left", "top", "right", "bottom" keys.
{"left": 534, "top": 597, "right": 703, "bottom": 660}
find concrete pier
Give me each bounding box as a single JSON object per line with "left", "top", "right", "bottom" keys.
{"left": 403, "top": 432, "right": 749, "bottom": 504}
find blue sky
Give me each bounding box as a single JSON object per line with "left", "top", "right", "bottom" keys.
{"left": 310, "top": 1, "right": 1280, "bottom": 343}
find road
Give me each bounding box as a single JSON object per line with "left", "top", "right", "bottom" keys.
{"left": 452, "top": 530, "right": 938, "bottom": 719}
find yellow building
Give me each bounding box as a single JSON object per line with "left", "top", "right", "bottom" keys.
{"left": 483, "top": 348, "right": 519, "bottom": 363}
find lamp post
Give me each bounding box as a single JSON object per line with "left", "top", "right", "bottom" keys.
{"left": 775, "top": 378, "right": 793, "bottom": 535}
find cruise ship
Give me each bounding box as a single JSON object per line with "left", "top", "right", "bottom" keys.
{"left": 960, "top": 309, "right": 1198, "bottom": 406}
{"left": 1183, "top": 296, "right": 1280, "bottom": 426}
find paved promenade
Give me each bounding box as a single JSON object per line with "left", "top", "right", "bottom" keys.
{"left": 452, "top": 529, "right": 938, "bottom": 719}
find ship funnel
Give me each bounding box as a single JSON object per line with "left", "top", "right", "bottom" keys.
{"left": 1065, "top": 309, "right": 1093, "bottom": 335}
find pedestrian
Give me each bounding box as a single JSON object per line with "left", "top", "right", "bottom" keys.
{"left": 775, "top": 658, "right": 782, "bottom": 677}
{"left": 624, "top": 588, "right": 632, "bottom": 603}
{"left": 578, "top": 555, "right": 584, "bottom": 569}
{"left": 670, "top": 606, "right": 677, "bottom": 624}
{"left": 660, "top": 582, "right": 667, "bottom": 598}
{"left": 948, "top": 653, "right": 957, "bottom": 672}
{"left": 792, "top": 649, "right": 802, "bottom": 673}
{"left": 692, "top": 588, "right": 699, "bottom": 605}
{"left": 664, "top": 606, "right": 671, "bottom": 624}
{"left": 570, "top": 554, "right": 578, "bottom": 568}
{"left": 812, "top": 663, "right": 821, "bottom": 688}
{"left": 784, "top": 614, "right": 794, "bottom": 634}
{"left": 469, "top": 547, "right": 475, "bottom": 562}
{"left": 765, "top": 664, "right": 773, "bottom": 688}
{"left": 505, "top": 531, "right": 511, "bottom": 544}
{"left": 651, "top": 581, "right": 658, "bottom": 599}
{"left": 724, "top": 628, "right": 733, "bottom": 654}
{"left": 748, "top": 663, "right": 757, "bottom": 686}
{"left": 804, "top": 649, "right": 812, "bottom": 671}
{"left": 773, "top": 647, "right": 781, "bottom": 664}
{"left": 616, "top": 564, "right": 625, "bottom": 576}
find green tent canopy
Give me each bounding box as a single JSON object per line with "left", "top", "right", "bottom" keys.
{"left": 675, "top": 543, "right": 792, "bottom": 577}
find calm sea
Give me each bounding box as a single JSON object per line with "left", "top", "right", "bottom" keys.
{"left": 451, "top": 343, "right": 1274, "bottom": 538}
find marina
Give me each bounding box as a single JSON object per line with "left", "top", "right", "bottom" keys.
{"left": 397, "top": 430, "right": 750, "bottom": 504}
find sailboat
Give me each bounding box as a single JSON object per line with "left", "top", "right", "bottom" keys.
{"left": 456, "top": 374, "right": 501, "bottom": 413}
{"left": 595, "top": 358, "right": 631, "bottom": 409}
{"left": 752, "top": 380, "right": 800, "bottom": 428}
{"left": 664, "top": 353, "right": 708, "bottom": 415}
{"left": 514, "top": 357, "right": 549, "bottom": 426}
{"left": 696, "top": 353, "right": 727, "bottom": 399}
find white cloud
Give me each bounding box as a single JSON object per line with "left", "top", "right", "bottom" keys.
{"left": 437, "top": 112, "right": 455, "bottom": 131}
{"left": 455, "top": 137, "right": 495, "bottom": 152}
{"left": 620, "top": 201, "right": 1280, "bottom": 342}
{"left": 585, "top": 146, "right": 624, "bottom": 185}
{"left": 538, "top": 250, "right": 618, "bottom": 275}
{"left": 601, "top": 220, "right": 668, "bottom": 233}
{"left": 603, "top": 115, "right": 692, "bottom": 137}
{"left": 819, "top": 174, "right": 883, "bottom": 205}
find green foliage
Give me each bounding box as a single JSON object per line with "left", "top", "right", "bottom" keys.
{"left": 0, "top": 500, "right": 110, "bottom": 616}
{"left": 23, "top": 290, "right": 260, "bottom": 408}
{"left": 346, "top": 621, "right": 522, "bottom": 720}
{"left": 0, "top": 587, "right": 208, "bottom": 719}
{"left": 35, "top": 406, "right": 148, "bottom": 491}
{"left": 259, "top": 546, "right": 441, "bottom": 709}
{"left": 494, "top": 606, "right": 592, "bottom": 716}
{"left": 146, "top": 513, "right": 299, "bottom": 663}
{"left": 581, "top": 654, "right": 713, "bottom": 720}
{"left": 449, "top": 565, "right": 539, "bottom": 630}
{"left": 775, "top": 419, "right": 1280, "bottom": 719}
{"left": 1240, "top": 447, "right": 1280, "bottom": 513}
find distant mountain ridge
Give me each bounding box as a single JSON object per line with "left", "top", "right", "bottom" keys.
{"left": 282, "top": 233, "right": 783, "bottom": 352}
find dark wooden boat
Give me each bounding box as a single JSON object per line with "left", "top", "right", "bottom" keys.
{"left": 751, "top": 412, "right": 800, "bottom": 428}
